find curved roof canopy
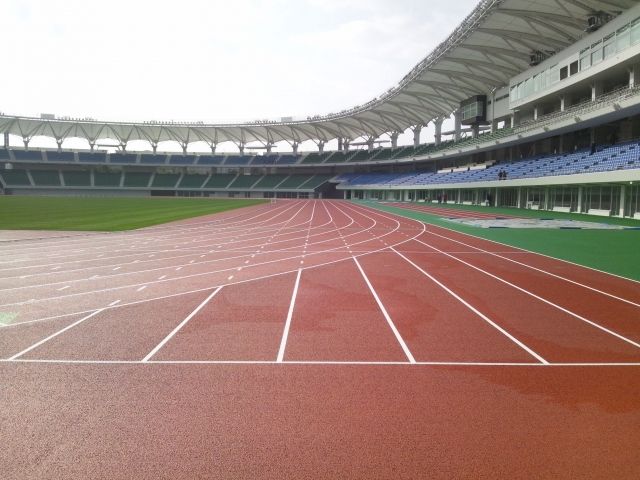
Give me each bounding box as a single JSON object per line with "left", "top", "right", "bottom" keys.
{"left": 0, "top": 0, "right": 636, "bottom": 149}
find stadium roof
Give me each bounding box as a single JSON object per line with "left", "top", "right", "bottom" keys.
{"left": 0, "top": 0, "right": 636, "bottom": 150}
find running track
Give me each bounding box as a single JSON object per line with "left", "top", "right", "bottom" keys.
{"left": 1, "top": 200, "right": 639, "bottom": 479}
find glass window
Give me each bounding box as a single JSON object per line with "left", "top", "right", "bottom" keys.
{"left": 632, "top": 18, "right": 640, "bottom": 45}
{"left": 549, "top": 64, "right": 559, "bottom": 84}
{"left": 617, "top": 24, "right": 631, "bottom": 51}
{"left": 569, "top": 61, "right": 578, "bottom": 75}
{"left": 510, "top": 85, "right": 517, "bottom": 102}
{"left": 580, "top": 55, "right": 590, "bottom": 71}
{"left": 603, "top": 41, "right": 616, "bottom": 59}
{"left": 591, "top": 48, "right": 603, "bottom": 65}
{"left": 560, "top": 65, "right": 568, "bottom": 80}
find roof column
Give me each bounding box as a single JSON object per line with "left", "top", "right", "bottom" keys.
{"left": 366, "top": 137, "right": 375, "bottom": 151}
{"left": 151, "top": 141, "right": 158, "bottom": 154}
{"left": 120, "top": 141, "right": 127, "bottom": 152}
{"left": 292, "top": 142, "right": 299, "bottom": 154}
{"left": 412, "top": 125, "right": 422, "bottom": 147}
{"left": 89, "top": 140, "right": 96, "bottom": 151}
{"left": 237, "top": 142, "right": 245, "bottom": 154}
{"left": 23, "top": 137, "right": 30, "bottom": 150}
{"left": 338, "top": 138, "right": 343, "bottom": 151}
{"left": 433, "top": 117, "right": 444, "bottom": 146}
{"left": 343, "top": 139, "right": 350, "bottom": 151}
{"left": 629, "top": 64, "right": 640, "bottom": 88}
{"left": 454, "top": 109, "right": 462, "bottom": 142}
{"left": 3, "top": 132, "right": 9, "bottom": 147}
{"left": 265, "top": 142, "right": 273, "bottom": 153}
{"left": 56, "top": 138, "right": 63, "bottom": 152}
{"left": 208, "top": 143, "right": 217, "bottom": 154}
{"left": 181, "top": 142, "right": 188, "bottom": 155}
{"left": 591, "top": 81, "right": 603, "bottom": 101}
{"left": 390, "top": 132, "right": 399, "bottom": 148}
{"left": 318, "top": 140, "right": 325, "bottom": 153}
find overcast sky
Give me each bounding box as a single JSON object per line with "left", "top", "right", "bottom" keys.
{"left": 1, "top": 0, "right": 479, "bottom": 149}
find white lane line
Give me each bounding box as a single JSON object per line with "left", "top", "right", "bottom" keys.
{"left": 57, "top": 285, "right": 70, "bottom": 292}
{"left": 413, "top": 238, "right": 640, "bottom": 350}
{"left": 137, "top": 286, "right": 147, "bottom": 292}
{"left": 142, "top": 286, "right": 223, "bottom": 362}
{"left": 392, "top": 247, "right": 548, "bottom": 365}
{"left": 8, "top": 309, "right": 105, "bottom": 360}
{"left": 227, "top": 275, "right": 234, "bottom": 281}
{"left": 158, "top": 275, "right": 167, "bottom": 280}
{"left": 378, "top": 202, "right": 640, "bottom": 287}
{"left": 109, "top": 300, "right": 121, "bottom": 307}
{"left": 51, "top": 266, "right": 61, "bottom": 271}
{"left": 4, "top": 202, "right": 426, "bottom": 330}
{"left": 189, "top": 260, "right": 195, "bottom": 264}
{"left": 353, "top": 256, "right": 416, "bottom": 364}
{"left": 3, "top": 358, "right": 640, "bottom": 367}
{"left": 277, "top": 269, "right": 302, "bottom": 363}
{"left": 113, "top": 267, "right": 121, "bottom": 271}
{"left": 175, "top": 267, "right": 182, "bottom": 271}
{"left": 425, "top": 230, "right": 640, "bottom": 309}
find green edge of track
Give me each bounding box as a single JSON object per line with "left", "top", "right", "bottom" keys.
{"left": 357, "top": 200, "right": 640, "bottom": 282}
{"left": 0, "top": 197, "right": 267, "bottom": 231}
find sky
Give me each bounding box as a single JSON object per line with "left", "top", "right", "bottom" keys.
{"left": 1, "top": 0, "right": 479, "bottom": 150}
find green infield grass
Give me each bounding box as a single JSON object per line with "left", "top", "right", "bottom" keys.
{"left": 0, "top": 196, "right": 267, "bottom": 231}
{"left": 360, "top": 201, "right": 640, "bottom": 281}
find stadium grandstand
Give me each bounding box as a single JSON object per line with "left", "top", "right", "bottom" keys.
{"left": 1, "top": 0, "right": 640, "bottom": 217}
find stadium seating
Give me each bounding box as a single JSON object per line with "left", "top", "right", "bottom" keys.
{"left": 227, "top": 175, "right": 262, "bottom": 189}
{"left": 78, "top": 152, "right": 107, "bottom": 163}
{"left": 298, "top": 174, "right": 334, "bottom": 189}
{"left": 347, "top": 150, "right": 373, "bottom": 163}
{"left": 325, "top": 151, "right": 348, "bottom": 163}
{"left": 140, "top": 154, "right": 168, "bottom": 165}
{"left": 151, "top": 173, "right": 180, "bottom": 188}
{"left": 0, "top": 169, "right": 32, "bottom": 186}
{"left": 123, "top": 172, "right": 152, "bottom": 187}
{"left": 203, "top": 174, "right": 236, "bottom": 189}
{"left": 224, "top": 156, "right": 252, "bottom": 166}
{"left": 340, "top": 141, "right": 640, "bottom": 188}
{"left": 178, "top": 174, "right": 208, "bottom": 189}
{"left": 46, "top": 151, "right": 76, "bottom": 162}
{"left": 94, "top": 172, "right": 122, "bottom": 187}
{"left": 30, "top": 170, "right": 61, "bottom": 186}
{"left": 252, "top": 174, "right": 288, "bottom": 189}
{"left": 169, "top": 155, "right": 195, "bottom": 165}
{"left": 109, "top": 153, "right": 138, "bottom": 164}
{"left": 12, "top": 150, "right": 43, "bottom": 162}
{"left": 196, "top": 155, "right": 225, "bottom": 165}
{"left": 301, "top": 152, "right": 333, "bottom": 164}
{"left": 276, "top": 175, "right": 313, "bottom": 189}
{"left": 63, "top": 171, "right": 91, "bottom": 187}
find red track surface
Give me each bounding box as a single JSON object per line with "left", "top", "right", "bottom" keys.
{"left": 1, "top": 200, "right": 639, "bottom": 479}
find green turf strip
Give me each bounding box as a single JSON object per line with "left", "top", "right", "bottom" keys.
{"left": 358, "top": 201, "right": 640, "bottom": 282}
{"left": 0, "top": 197, "right": 267, "bottom": 231}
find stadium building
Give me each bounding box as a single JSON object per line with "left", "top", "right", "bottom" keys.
{"left": 1, "top": 0, "right": 639, "bottom": 218}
